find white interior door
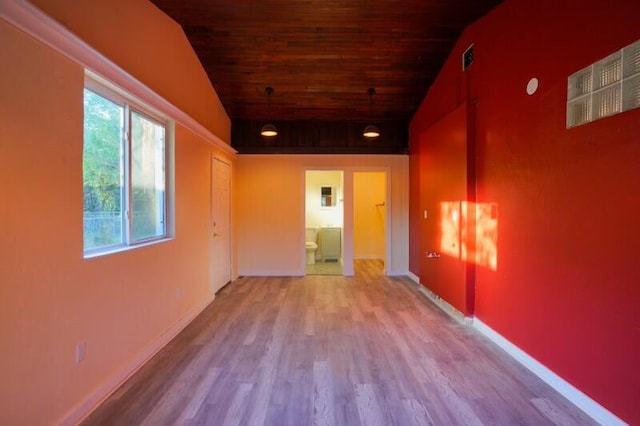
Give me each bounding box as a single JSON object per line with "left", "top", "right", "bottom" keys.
{"left": 212, "top": 157, "right": 231, "bottom": 294}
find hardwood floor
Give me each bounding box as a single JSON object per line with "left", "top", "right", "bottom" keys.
{"left": 82, "top": 260, "right": 595, "bottom": 426}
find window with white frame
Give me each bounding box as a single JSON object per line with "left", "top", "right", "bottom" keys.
{"left": 567, "top": 39, "right": 640, "bottom": 128}
{"left": 83, "top": 82, "right": 169, "bottom": 256}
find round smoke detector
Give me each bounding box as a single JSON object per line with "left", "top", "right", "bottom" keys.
{"left": 526, "top": 78, "right": 539, "bottom": 95}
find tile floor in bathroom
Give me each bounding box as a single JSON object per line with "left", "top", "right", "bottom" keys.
{"left": 306, "top": 260, "right": 343, "bottom": 275}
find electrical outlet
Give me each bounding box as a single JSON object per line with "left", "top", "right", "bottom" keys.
{"left": 76, "top": 341, "right": 87, "bottom": 364}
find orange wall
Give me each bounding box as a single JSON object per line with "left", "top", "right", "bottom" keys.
{"left": 410, "top": 0, "right": 640, "bottom": 423}
{"left": 0, "top": 2, "right": 234, "bottom": 424}
{"left": 237, "top": 155, "right": 408, "bottom": 276}
{"left": 30, "top": 0, "right": 231, "bottom": 142}
{"left": 354, "top": 172, "right": 386, "bottom": 260}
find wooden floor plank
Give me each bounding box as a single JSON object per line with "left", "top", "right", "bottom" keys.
{"left": 402, "top": 398, "right": 436, "bottom": 426}
{"left": 312, "top": 360, "right": 335, "bottom": 426}
{"left": 81, "top": 260, "right": 597, "bottom": 426}
{"left": 354, "top": 383, "right": 389, "bottom": 426}
{"left": 221, "top": 383, "right": 253, "bottom": 426}
{"left": 174, "top": 367, "right": 222, "bottom": 423}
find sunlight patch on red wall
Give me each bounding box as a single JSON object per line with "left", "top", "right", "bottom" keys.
{"left": 440, "top": 201, "right": 498, "bottom": 270}
{"left": 440, "top": 201, "right": 461, "bottom": 259}
{"left": 475, "top": 202, "right": 498, "bottom": 270}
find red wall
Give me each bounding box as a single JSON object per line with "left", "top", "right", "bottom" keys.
{"left": 418, "top": 106, "right": 470, "bottom": 314}
{"left": 410, "top": 0, "right": 640, "bottom": 423}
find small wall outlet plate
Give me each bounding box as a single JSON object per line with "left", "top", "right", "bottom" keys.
{"left": 76, "top": 342, "right": 87, "bottom": 364}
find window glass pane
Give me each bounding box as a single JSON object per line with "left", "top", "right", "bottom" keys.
{"left": 83, "top": 89, "right": 125, "bottom": 251}
{"left": 131, "top": 111, "right": 166, "bottom": 242}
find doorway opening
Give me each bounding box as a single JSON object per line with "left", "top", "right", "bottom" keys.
{"left": 353, "top": 171, "right": 387, "bottom": 273}
{"left": 305, "top": 170, "right": 344, "bottom": 275}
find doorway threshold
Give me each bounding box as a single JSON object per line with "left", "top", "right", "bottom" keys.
{"left": 306, "top": 260, "right": 343, "bottom": 275}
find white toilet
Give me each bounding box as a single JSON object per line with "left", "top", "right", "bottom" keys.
{"left": 305, "top": 227, "right": 319, "bottom": 264}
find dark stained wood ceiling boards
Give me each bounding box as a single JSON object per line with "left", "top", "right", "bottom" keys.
{"left": 148, "top": 0, "right": 502, "bottom": 153}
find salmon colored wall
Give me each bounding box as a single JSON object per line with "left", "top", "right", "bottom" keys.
{"left": 237, "top": 155, "right": 408, "bottom": 276}
{"left": 410, "top": 0, "right": 640, "bottom": 423}
{"left": 236, "top": 155, "right": 304, "bottom": 275}
{"left": 30, "top": 0, "right": 231, "bottom": 142}
{"left": 354, "top": 172, "right": 386, "bottom": 260}
{"left": 0, "top": 2, "right": 235, "bottom": 424}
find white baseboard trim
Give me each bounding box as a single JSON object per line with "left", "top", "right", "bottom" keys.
{"left": 57, "top": 296, "right": 216, "bottom": 426}
{"left": 386, "top": 270, "right": 408, "bottom": 277}
{"left": 399, "top": 271, "right": 624, "bottom": 425}
{"left": 239, "top": 269, "right": 305, "bottom": 277}
{"left": 472, "top": 319, "right": 626, "bottom": 426}
{"left": 406, "top": 270, "right": 420, "bottom": 283}
{"left": 403, "top": 271, "right": 469, "bottom": 324}
{"left": 416, "top": 285, "right": 471, "bottom": 325}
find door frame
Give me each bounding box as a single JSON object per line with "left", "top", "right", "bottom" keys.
{"left": 303, "top": 169, "right": 345, "bottom": 275}
{"left": 352, "top": 169, "right": 391, "bottom": 274}
{"left": 301, "top": 166, "right": 391, "bottom": 276}
{"left": 211, "top": 155, "right": 232, "bottom": 294}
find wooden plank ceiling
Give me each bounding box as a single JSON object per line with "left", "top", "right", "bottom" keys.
{"left": 149, "top": 0, "right": 502, "bottom": 153}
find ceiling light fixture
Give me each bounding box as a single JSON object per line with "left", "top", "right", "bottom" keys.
{"left": 260, "top": 86, "right": 277, "bottom": 137}
{"left": 363, "top": 87, "right": 380, "bottom": 138}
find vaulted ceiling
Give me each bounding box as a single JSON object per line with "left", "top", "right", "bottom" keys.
{"left": 148, "top": 0, "right": 502, "bottom": 153}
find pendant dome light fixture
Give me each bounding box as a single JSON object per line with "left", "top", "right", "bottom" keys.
{"left": 362, "top": 87, "right": 380, "bottom": 138}
{"left": 260, "top": 86, "right": 278, "bottom": 137}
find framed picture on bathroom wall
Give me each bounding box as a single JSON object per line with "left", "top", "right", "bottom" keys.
{"left": 320, "top": 186, "right": 337, "bottom": 207}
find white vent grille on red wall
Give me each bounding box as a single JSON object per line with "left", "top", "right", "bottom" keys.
{"left": 567, "top": 39, "right": 640, "bottom": 128}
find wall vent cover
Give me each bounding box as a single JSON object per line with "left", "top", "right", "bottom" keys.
{"left": 462, "top": 45, "right": 474, "bottom": 71}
